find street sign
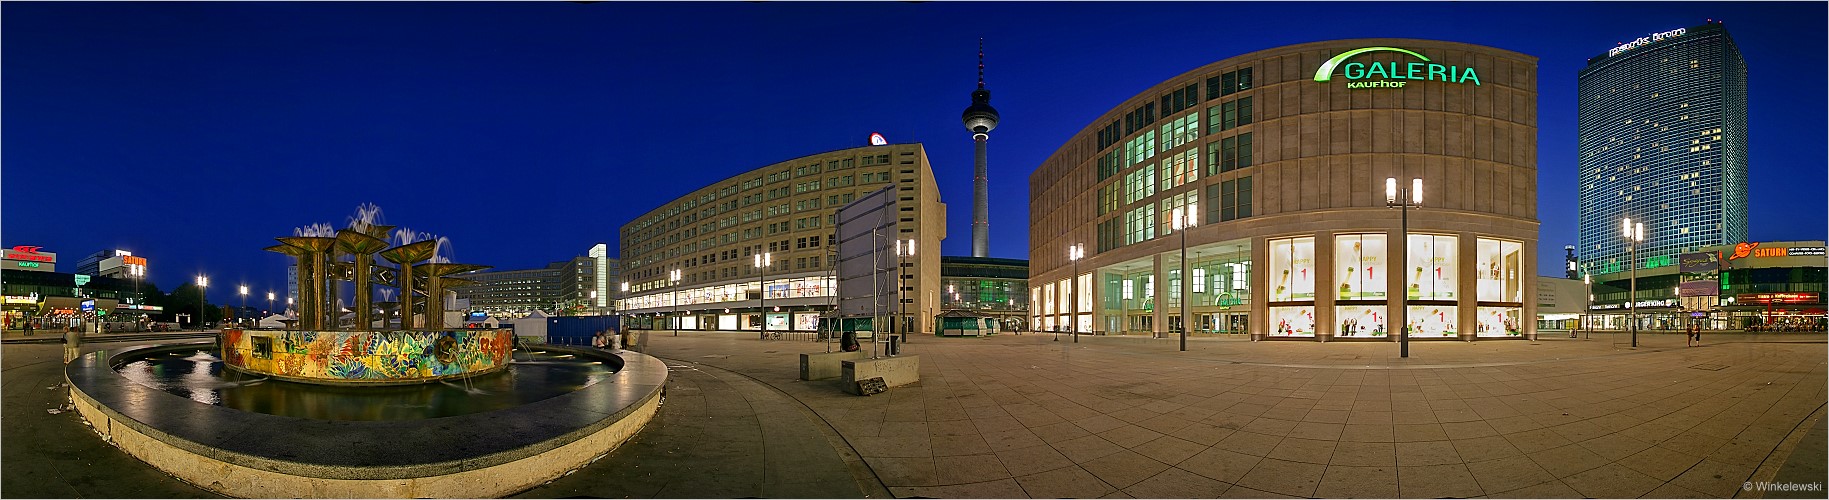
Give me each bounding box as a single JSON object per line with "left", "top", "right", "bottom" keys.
{"left": 74, "top": 274, "right": 91, "bottom": 286}
{"left": 80, "top": 299, "right": 95, "bottom": 312}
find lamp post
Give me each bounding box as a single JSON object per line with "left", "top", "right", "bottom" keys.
{"left": 1576, "top": 273, "right": 1590, "bottom": 338}
{"left": 1622, "top": 218, "right": 1643, "bottom": 348}
{"left": 669, "top": 268, "right": 682, "bottom": 336}
{"left": 620, "top": 281, "right": 629, "bottom": 330}
{"left": 1386, "top": 177, "right": 1422, "bottom": 358}
{"left": 239, "top": 285, "right": 248, "bottom": 327}
{"left": 896, "top": 239, "right": 914, "bottom": 344}
{"left": 266, "top": 291, "right": 275, "bottom": 319}
{"left": 195, "top": 275, "right": 210, "bottom": 330}
{"left": 1068, "top": 244, "right": 1084, "bottom": 343}
{"left": 755, "top": 252, "right": 771, "bottom": 340}
{"left": 1171, "top": 204, "right": 1197, "bottom": 351}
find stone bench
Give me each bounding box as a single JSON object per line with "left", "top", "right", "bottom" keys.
{"left": 841, "top": 355, "right": 919, "bottom": 395}
{"left": 799, "top": 351, "right": 867, "bottom": 381}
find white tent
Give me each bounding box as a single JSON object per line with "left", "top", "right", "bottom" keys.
{"left": 505, "top": 311, "right": 548, "bottom": 339}
{"left": 257, "top": 314, "right": 292, "bottom": 329}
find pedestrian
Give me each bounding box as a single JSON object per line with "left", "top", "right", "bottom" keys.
{"left": 592, "top": 329, "right": 606, "bottom": 349}
{"left": 23, "top": 321, "right": 33, "bottom": 336}
{"left": 1688, "top": 323, "right": 1702, "bottom": 347}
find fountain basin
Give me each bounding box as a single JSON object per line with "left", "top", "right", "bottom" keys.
{"left": 67, "top": 341, "right": 666, "bottom": 498}
{"left": 222, "top": 329, "right": 514, "bottom": 385}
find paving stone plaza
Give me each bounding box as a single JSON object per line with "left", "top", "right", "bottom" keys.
{"left": 5, "top": 330, "right": 1823, "bottom": 498}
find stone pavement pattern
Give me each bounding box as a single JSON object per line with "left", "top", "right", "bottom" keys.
{"left": 643, "top": 332, "right": 1827, "bottom": 499}
{"left": 4, "top": 331, "right": 1824, "bottom": 498}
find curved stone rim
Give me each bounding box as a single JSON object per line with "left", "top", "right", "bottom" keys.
{"left": 66, "top": 341, "right": 666, "bottom": 481}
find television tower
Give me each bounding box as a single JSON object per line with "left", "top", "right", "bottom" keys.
{"left": 961, "top": 39, "right": 1000, "bottom": 258}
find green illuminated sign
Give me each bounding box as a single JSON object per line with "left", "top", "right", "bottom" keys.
{"left": 16, "top": 262, "right": 38, "bottom": 268}
{"left": 1314, "top": 47, "right": 1482, "bottom": 88}
{"left": 74, "top": 274, "right": 91, "bottom": 286}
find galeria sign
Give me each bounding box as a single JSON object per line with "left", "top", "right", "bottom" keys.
{"left": 1314, "top": 47, "right": 1481, "bottom": 89}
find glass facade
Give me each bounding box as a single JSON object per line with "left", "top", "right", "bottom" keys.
{"left": 1577, "top": 22, "right": 1747, "bottom": 274}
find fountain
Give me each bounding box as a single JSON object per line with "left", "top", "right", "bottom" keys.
{"left": 64, "top": 205, "right": 664, "bottom": 498}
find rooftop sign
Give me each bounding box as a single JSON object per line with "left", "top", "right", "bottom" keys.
{"left": 1608, "top": 28, "right": 1686, "bottom": 57}
{"left": 1314, "top": 47, "right": 1481, "bottom": 89}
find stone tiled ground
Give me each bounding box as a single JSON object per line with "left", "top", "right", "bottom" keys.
{"left": 643, "top": 331, "right": 1826, "bottom": 498}
{"left": 5, "top": 330, "right": 1823, "bottom": 498}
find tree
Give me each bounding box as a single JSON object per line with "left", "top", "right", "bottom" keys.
{"left": 166, "top": 282, "right": 221, "bottom": 327}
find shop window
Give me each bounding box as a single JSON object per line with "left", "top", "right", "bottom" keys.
{"left": 1268, "top": 237, "right": 1316, "bottom": 301}
{"left": 1476, "top": 307, "right": 1522, "bottom": 337}
{"left": 1335, "top": 306, "right": 1387, "bottom": 338}
{"left": 1406, "top": 235, "right": 1459, "bottom": 300}
{"left": 1335, "top": 234, "right": 1389, "bottom": 300}
{"left": 1406, "top": 305, "right": 1458, "bottom": 338}
{"left": 1269, "top": 306, "right": 1314, "bottom": 337}
{"left": 1476, "top": 238, "right": 1524, "bottom": 302}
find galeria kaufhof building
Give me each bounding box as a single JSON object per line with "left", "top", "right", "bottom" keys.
{"left": 1029, "top": 39, "right": 1540, "bottom": 341}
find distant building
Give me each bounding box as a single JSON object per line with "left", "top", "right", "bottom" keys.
{"left": 452, "top": 245, "right": 618, "bottom": 318}
{"left": 1584, "top": 240, "right": 1825, "bottom": 331}
{"left": 1, "top": 270, "right": 157, "bottom": 331}
{"left": 73, "top": 248, "right": 149, "bottom": 279}
{"left": 940, "top": 256, "right": 1029, "bottom": 331}
{"left": 618, "top": 142, "right": 946, "bottom": 333}
{"left": 1577, "top": 21, "right": 1747, "bottom": 275}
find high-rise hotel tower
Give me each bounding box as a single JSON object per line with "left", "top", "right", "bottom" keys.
{"left": 1577, "top": 21, "right": 1747, "bottom": 274}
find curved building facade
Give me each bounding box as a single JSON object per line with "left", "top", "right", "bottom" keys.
{"left": 620, "top": 142, "right": 945, "bottom": 334}
{"left": 1029, "top": 39, "right": 1540, "bottom": 341}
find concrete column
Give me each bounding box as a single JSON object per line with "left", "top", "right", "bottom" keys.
{"left": 1251, "top": 236, "right": 1268, "bottom": 341}
{"left": 1152, "top": 253, "right": 1166, "bottom": 338}
{"left": 1316, "top": 231, "right": 1335, "bottom": 342}
{"left": 1458, "top": 232, "right": 1478, "bottom": 342}
{"left": 1088, "top": 265, "right": 1103, "bottom": 335}
{"left": 1388, "top": 229, "right": 1405, "bottom": 343}
{"left": 1523, "top": 240, "right": 1538, "bottom": 341}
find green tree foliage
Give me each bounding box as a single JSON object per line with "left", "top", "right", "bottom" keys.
{"left": 166, "top": 283, "right": 221, "bottom": 326}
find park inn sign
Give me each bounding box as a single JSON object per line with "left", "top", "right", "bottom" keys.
{"left": 1314, "top": 47, "right": 1483, "bottom": 89}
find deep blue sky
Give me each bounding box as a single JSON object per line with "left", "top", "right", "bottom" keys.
{"left": 5, "top": 2, "right": 1824, "bottom": 302}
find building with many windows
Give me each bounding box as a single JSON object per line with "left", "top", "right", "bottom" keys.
{"left": 939, "top": 256, "right": 1029, "bottom": 331}
{"left": 1584, "top": 240, "right": 1824, "bottom": 332}
{"left": 1030, "top": 39, "right": 1540, "bottom": 341}
{"left": 618, "top": 142, "right": 945, "bottom": 333}
{"left": 1577, "top": 21, "right": 1747, "bottom": 276}
{"left": 451, "top": 245, "right": 618, "bottom": 318}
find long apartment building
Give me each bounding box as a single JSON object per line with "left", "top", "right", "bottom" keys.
{"left": 619, "top": 141, "right": 946, "bottom": 333}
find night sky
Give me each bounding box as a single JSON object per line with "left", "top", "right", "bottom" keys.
{"left": 4, "top": 2, "right": 1824, "bottom": 303}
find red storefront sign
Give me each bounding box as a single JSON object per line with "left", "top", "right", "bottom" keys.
{"left": 5, "top": 245, "right": 53, "bottom": 262}
{"left": 1735, "top": 292, "right": 1822, "bottom": 305}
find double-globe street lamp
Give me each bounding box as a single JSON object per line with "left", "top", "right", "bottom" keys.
{"left": 896, "top": 239, "right": 914, "bottom": 345}
{"left": 239, "top": 285, "right": 248, "bottom": 327}
{"left": 754, "top": 252, "right": 771, "bottom": 340}
{"left": 1066, "top": 244, "right": 1084, "bottom": 343}
{"left": 1171, "top": 204, "right": 1198, "bottom": 352}
{"left": 194, "top": 274, "right": 210, "bottom": 330}
{"left": 669, "top": 268, "right": 682, "bottom": 336}
{"left": 1386, "top": 177, "right": 1422, "bottom": 358}
{"left": 1622, "top": 217, "right": 1644, "bottom": 348}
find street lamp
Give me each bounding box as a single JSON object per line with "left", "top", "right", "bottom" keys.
{"left": 896, "top": 239, "right": 914, "bottom": 345}
{"left": 1171, "top": 204, "right": 1196, "bottom": 352}
{"left": 669, "top": 268, "right": 682, "bottom": 336}
{"left": 195, "top": 274, "right": 210, "bottom": 330}
{"left": 1067, "top": 244, "right": 1084, "bottom": 343}
{"left": 589, "top": 290, "right": 598, "bottom": 316}
{"left": 239, "top": 285, "right": 248, "bottom": 327}
{"left": 266, "top": 291, "right": 275, "bottom": 319}
{"left": 1622, "top": 217, "right": 1643, "bottom": 347}
{"left": 620, "top": 281, "right": 630, "bottom": 330}
{"left": 1576, "top": 273, "right": 1590, "bottom": 338}
{"left": 1386, "top": 177, "right": 1422, "bottom": 358}
{"left": 754, "top": 252, "right": 771, "bottom": 340}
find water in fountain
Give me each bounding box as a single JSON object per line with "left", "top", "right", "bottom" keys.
{"left": 115, "top": 348, "right": 613, "bottom": 420}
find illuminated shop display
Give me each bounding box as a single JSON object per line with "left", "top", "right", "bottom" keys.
{"left": 1407, "top": 305, "right": 1458, "bottom": 337}
{"left": 1269, "top": 306, "right": 1314, "bottom": 337}
{"left": 1335, "top": 306, "right": 1386, "bottom": 338}
{"left": 1476, "top": 239, "right": 1524, "bottom": 302}
{"left": 1406, "top": 235, "right": 1457, "bottom": 300}
{"left": 1268, "top": 237, "right": 1315, "bottom": 301}
{"left": 1335, "top": 234, "right": 1387, "bottom": 300}
{"left": 621, "top": 276, "right": 834, "bottom": 311}
{"left": 1477, "top": 306, "right": 1522, "bottom": 337}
